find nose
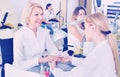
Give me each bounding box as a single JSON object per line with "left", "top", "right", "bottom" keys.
{"left": 38, "top": 15, "right": 43, "bottom": 20}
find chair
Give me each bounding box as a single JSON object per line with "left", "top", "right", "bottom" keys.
{"left": 0, "top": 38, "right": 13, "bottom": 77}
{"left": 1, "top": 39, "right": 43, "bottom": 77}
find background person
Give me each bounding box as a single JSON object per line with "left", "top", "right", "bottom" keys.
{"left": 42, "top": 3, "right": 59, "bottom": 35}
{"left": 67, "top": 6, "right": 87, "bottom": 51}
{"left": 44, "top": 3, "right": 58, "bottom": 22}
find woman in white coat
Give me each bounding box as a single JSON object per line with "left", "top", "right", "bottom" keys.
{"left": 49, "top": 13, "right": 120, "bottom": 77}
{"left": 13, "top": 1, "right": 60, "bottom": 73}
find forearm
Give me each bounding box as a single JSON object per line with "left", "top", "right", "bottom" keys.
{"left": 71, "top": 57, "right": 83, "bottom": 66}
{"left": 13, "top": 57, "right": 39, "bottom": 70}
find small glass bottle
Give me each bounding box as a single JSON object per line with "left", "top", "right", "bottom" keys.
{"left": 40, "top": 64, "right": 46, "bottom": 77}
{"left": 44, "top": 66, "right": 50, "bottom": 77}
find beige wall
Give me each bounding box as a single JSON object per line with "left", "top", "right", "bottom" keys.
{"left": 79, "top": 0, "right": 92, "bottom": 15}
{"left": 0, "top": 0, "right": 19, "bottom": 27}
{"left": 79, "top": 0, "right": 84, "bottom": 7}
{"left": 60, "top": 0, "right": 67, "bottom": 25}
{"left": 86, "top": 0, "right": 92, "bottom": 15}
{"left": 60, "top": 0, "right": 79, "bottom": 25}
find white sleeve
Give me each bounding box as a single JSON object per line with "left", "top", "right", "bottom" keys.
{"left": 51, "top": 51, "right": 98, "bottom": 77}
{"left": 13, "top": 32, "right": 39, "bottom": 70}
{"left": 45, "top": 31, "right": 59, "bottom": 56}
{"left": 71, "top": 57, "right": 84, "bottom": 66}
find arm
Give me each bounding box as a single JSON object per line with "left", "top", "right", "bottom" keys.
{"left": 49, "top": 50, "right": 98, "bottom": 77}
{"left": 45, "top": 31, "right": 59, "bottom": 56}
{"left": 13, "top": 32, "right": 39, "bottom": 70}
{"left": 59, "top": 55, "right": 84, "bottom": 66}
{"left": 71, "top": 57, "right": 84, "bottom": 66}
{"left": 49, "top": 60, "right": 80, "bottom": 77}
{"left": 68, "top": 25, "right": 83, "bottom": 42}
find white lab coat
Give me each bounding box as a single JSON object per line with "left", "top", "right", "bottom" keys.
{"left": 51, "top": 40, "right": 117, "bottom": 77}
{"left": 44, "top": 10, "right": 56, "bottom": 21}
{"left": 71, "top": 42, "right": 95, "bottom": 66}
{"left": 13, "top": 26, "right": 59, "bottom": 70}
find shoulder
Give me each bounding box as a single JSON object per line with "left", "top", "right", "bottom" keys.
{"left": 68, "top": 21, "right": 77, "bottom": 28}
{"left": 68, "top": 23, "right": 77, "bottom": 31}
{"left": 14, "top": 27, "right": 24, "bottom": 35}
{"left": 93, "top": 40, "right": 111, "bottom": 55}
{"left": 37, "top": 27, "right": 51, "bottom": 39}
{"left": 96, "top": 41, "right": 110, "bottom": 50}
{"left": 14, "top": 27, "right": 28, "bottom": 38}
{"left": 37, "top": 27, "right": 50, "bottom": 34}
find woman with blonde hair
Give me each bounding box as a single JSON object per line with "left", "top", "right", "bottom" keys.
{"left": 49, "top": 12, "right": 120, "bottom": 77}
{"left": 13, "top": 1, "right": 60, "bottom": 73}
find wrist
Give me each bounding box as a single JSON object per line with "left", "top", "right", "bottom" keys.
{"left": 69, "top": 56, "right": 73, "bottom": 61}
{"left": 38, "top": 58, "right": 41, "bottom": 64}
{"left": 50, "top": 66, "right": 55, "bottom": 71}
{"left": 38, "top": 57, "right": 43, "bottom": 64}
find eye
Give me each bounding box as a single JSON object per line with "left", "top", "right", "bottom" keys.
{"left": 41, "top": 13, "right": 44, "bottom": 16}
{"left": 34, "top": 14, "right": 39, "bottom": 16}
{"left": 79, "top": 14, "right": 82, "bottom": 16}
{"left": 83, "top": 13, "right": 86, "bottom": 15}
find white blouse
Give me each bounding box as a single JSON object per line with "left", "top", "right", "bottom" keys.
{"left": 13, "top": 26, "right": 59, "bottom": 70}
{"left": 67, "top": 21, "right": 84, "bottom": 50}
{"left": 52, "top": 40, "right": 117, "bottom": 77}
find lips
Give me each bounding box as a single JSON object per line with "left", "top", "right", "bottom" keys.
{"left": 36, "top": 20, "right": 42, "bottom": 24}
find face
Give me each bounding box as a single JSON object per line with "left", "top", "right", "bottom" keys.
{"left": 28, "top": 7, "right": 43, "bottom": 28}
{"left": 84, "top": 22, "right": 94, "bottom": 41}
{"left": 77, "top": 9, "right": 86, "bottom": 20}
{"left": 48, "top": 5, "right": 53, "bottom": 11}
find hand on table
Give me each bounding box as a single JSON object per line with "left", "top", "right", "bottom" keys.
{"left": 48, "top": 60, "right": 56, "bottom": 70}
{"left": 39, "top": 55, "right": 60, "bottom": 63}
{"left": 58, "top": 56, "right": 72, "bottom": 63}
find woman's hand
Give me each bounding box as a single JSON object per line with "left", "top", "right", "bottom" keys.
{"left": 59, "top": 56, "right": 72, "bottom": 63}
{"left": 48, "top": 60, "right": 56, "bottom": 70}
{"left": 38, "top": 56, "right": 60, "bottom": 63}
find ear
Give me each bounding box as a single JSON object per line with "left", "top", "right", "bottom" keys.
{"left": 90, "top": 24, "right": 96, "bottom": 31}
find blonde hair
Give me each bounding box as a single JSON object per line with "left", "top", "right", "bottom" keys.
{"left": 21, "top": 1, "right": 43, "bottom": 26}
{"left": 85, "top": 12, "right": 120, "bottom": 77}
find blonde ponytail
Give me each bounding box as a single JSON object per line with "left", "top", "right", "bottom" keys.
{"left": 85, "top": 12, "right": 120, "bottom": 76}
{"left": 108, "top": 34, "right": 120, "bottom": 77}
